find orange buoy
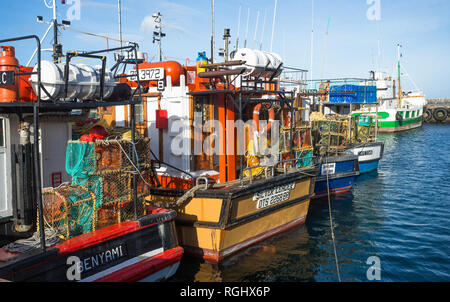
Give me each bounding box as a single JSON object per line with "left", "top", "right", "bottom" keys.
{"left": 253, "top": 103, "right": 275, "bottom": 133}
{"left": 0, "top": 46, "right": 19, "bottom": 103}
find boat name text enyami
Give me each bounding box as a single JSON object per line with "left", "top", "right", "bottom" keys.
{"left": 66, "top": 245, "right": 125, "bottom": 280}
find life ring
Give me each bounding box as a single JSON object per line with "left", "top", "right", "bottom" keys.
{"left": 423, "top": 109, "right": 433, "bottom": 123}
{"left": 253, "top": 103, "right": 275, "bottom": 133}
{"left": 433, "top": 108, "right": 448, "bottom": 122}
{"left": 318, "top": 82, "right": 330, "bottom": 102}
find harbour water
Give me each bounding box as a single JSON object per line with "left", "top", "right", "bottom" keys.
{"left": 172, "top": 124, "right": 450, "bottom": 282}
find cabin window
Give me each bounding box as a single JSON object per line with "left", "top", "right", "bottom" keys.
{"left": 405, "top": 111, "right": 410, "bottom": 119}
{"left": 412, "top": 111, "right": 415, "bottom": 117}
{"left": 0, "top": 118, "right": 4, "bottom": 147}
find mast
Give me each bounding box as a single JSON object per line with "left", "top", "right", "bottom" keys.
{"left": 320, "top": 17, "right": 331, "bottom": 79}
{"left": 310, "top": 0, "right": 314, "bottom": 87}
{"left": 270, "top": 0, "right": 278, "bottom": 52}
{"left": 211, "top": 0, "right": 215, "bottom": 63}
{"left": 235, "top": 5, "right": 242, "bottom": 50}
{"left": 50, "top": 0, "right": 62, "bottom": 62}
{"left": 252, "top": 10, "right": 260, "bottom": 49}
{"left": 397, "top": 44, "right": 402, "bottom": 108}
{"left": 244, "top": 8, "right": 250, "bottom": 48}
{"left": 260, "top": 9, "right": 267, "bottom": 50}
{"left": 118, "top": 0, "right": 123, "bottom": 54}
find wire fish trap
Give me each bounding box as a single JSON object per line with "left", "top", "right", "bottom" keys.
{"left": 66, "top": 138, "right": 152, "bottom": 176}
{"left": 311, "top": 117, "right": 350, "bottom": 155}
{"left": 41, "top": 185, "right": 97, "bottom": 240}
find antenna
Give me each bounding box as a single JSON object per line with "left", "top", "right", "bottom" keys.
{"left": 27, "top": 0, "right": 71, "bottom": 66}
{"left": 244, "top": 8, "right": 250, "bottom": 48}
{"left": 235, "top": 5, "right": 242, "bottom": 50}
{"left": 252, "top": 10, "right": 260, "bottom": 49}
{"left": 310, "top": 0, "right": 314, "bottom": 86}
{"left": 211, "top": 0, "right": 215, "bottom": 63}
{"left": 320, "top": 17, "right": 331, "bottom": 79}
{"left": 270, "top": 0, "right": 278, "bottom": 52}
{"left": 118, "top": 0, "right": 123, "bottom": 54}
{"left": 260, "top": 9, "right": 267, "bottom": 50}
{"left": 152, "top": 13, "right": 165, "bottom": 62}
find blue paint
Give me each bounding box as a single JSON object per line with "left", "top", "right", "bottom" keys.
{"left": 314, "top": 175, "right": 356, "bottom": 198}
{"left": 313, "top": 155, "right": 360, "bottom": 199}
{"left": 358, "top": 160, "right": 379, "bottom": 174}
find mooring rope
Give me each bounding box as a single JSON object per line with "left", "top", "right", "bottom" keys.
{"left": 325, "top": 154, "right": 342, "bottom": 282}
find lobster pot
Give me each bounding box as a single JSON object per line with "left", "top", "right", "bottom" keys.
{"left": 42, "top": 185, "right": 96, "bottom": 239}
{"left": 66, "top": 139, "right": 152, "bottom": 176}
{"left": 30, "top": 60, "right": 116, "bottom": 101}
{"left": 94, "top": 139, "right": 152, "bottom": 172}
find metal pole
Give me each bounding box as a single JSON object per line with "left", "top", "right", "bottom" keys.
{"left": 236, "top": 5, "right": 242, "bottom": 50}
{"left": 118, "top": 0, "right": 123, "bottom": 54}
{"left": 211, "top": 0, "right": 215, "bottom": 63}
{"left": 33, "top": 36, "right": 45, "bottom": 251}
{"left": 397, "top": 44, "right": 402, "bottom": 108}
{"left": 270, "top": 0, "right": 278, "bottom": 52}
{"left": 310, "top": 0, "right": 314, "bottom": 87}
{"left": 260, "top": 9, "right": 267, "bottom": 50}
{"left": 52, "top": 0, "right": 59, "bottom": 63}
{"left": 159, "top": 15, "right": 163, "bottom": 62}
{"left": 244, "top": 8, "right": 250, "bottom": 48}
{"left": 252, "top": 10, "right": 260, "bottom": 49}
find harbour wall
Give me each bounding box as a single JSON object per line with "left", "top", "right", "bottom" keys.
{"left": 424, "top": 99, "right": 450, "bottom": 124}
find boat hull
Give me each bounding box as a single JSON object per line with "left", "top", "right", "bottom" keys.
{"left": 346, "top": 142, "right": 384, "bottom": 174}
{"left": 354, "top": 107, "right": 424, "bottom": 133}
{"left": 313, "top": 155, "right": 360, "bottom": 199}
{"left": 0, "top": 210, "right": 183, "bottom": 282}
{"left": 147, "top": 168, "right": 318, "bottom": 263}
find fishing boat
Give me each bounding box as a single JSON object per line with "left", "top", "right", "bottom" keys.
{"left": 299, "top": 77, "right": 384, "bottom": 175}
{"left": 102, "top": 45, "right": 319, "bottom": 263}
{"left": 308, "top": 113, "right": 360, "bottom": 198}
{"left": 345, "top": 141, "right": 384, "bottom": 174}
{"left": 314, "top": 154, "right": 360, "bottom": 198}
{"left": 353, "top": 45, "right": 427, "bottom": 133}
{"left": 0, "top": 35, "right": 183, "bottom": 281}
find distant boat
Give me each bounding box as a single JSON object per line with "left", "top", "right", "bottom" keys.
{"left": 354, "top": 45, "right": 427, "bottom": 133}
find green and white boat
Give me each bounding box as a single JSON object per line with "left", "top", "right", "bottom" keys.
{"left": 354, "top": 45, "right": 427, "bottom": 133}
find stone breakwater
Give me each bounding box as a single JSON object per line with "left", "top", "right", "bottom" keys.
{"left": 424, "top": 99, "right": 450, "bottom": 123}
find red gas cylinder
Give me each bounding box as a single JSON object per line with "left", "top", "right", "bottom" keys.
{"left": 18, "top": 66, "right": 37, "bottom": 102}
{"left": 134, "top": 61, "right": 185, "bottom": 87}
{"left": 0, "top": 46, "right": 19, "bottom": 103}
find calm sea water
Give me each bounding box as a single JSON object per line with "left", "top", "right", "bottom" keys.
{"left": 172, "top": 124, "right": 450, "bottom": 282}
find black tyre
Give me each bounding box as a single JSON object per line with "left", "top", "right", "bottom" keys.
{"left": 423, "top": 109, "right": 433, "bottom": 123}
{"left": 433, "top": 108, "right": 448, "bottom": 122}
{"left": 396, "top": 112, "right": 403, "bottom": 123}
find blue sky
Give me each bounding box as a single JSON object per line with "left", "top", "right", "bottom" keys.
{"left": 2, "top": 0, "right": 450, "bottom": 97}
